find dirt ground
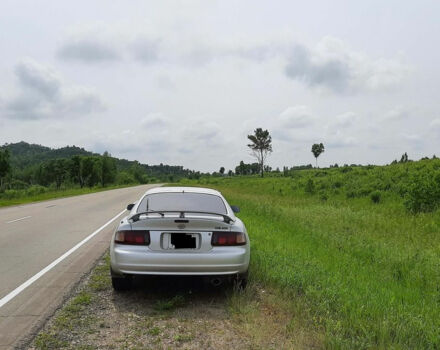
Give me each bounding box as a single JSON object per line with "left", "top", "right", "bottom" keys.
{"left": 27, "top": 254, "right": 322, "bottom": 350}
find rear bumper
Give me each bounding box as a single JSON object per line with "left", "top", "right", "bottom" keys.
{"left": 110, "top": 244, "right": 250, "bottom": 276}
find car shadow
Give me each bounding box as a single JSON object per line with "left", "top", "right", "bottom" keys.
{"left": 111, "top": 275, "right": 234, "bottom": 320}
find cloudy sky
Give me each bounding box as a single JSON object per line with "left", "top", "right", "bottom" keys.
{"left": 1, "top": 1, "right": 439, "bottom": 171}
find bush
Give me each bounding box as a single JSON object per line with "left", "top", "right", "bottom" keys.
{"left": 116, "top": 172, "right": 136, "bottom": 185}
{"left": 2, "top": 189, "right": 20, "bottom": 199}
{"left": 333, "top": 181, "right": 343, "bottom": 188}
{"left": 9, "top": 179, "right": 29, "bottom": 190}
{"left": 346, "top": 190, "right": 356, "bottom": 198}
{"left": 26, "top": 185, "right": 47, "bottom": 196}
{"left": 340, "top": 166, "right": 353, "bottom": 173}
{"left": 370, "top": 190, "right": 381, "bottom": 204}
{"left": 305, "top": 179, "right": 315, "bottom": 194}
{"left": 404, "top": 173, "right": 440, "bottom": 213}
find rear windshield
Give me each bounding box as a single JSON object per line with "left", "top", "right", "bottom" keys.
{"left": 137, "top": 192, "right": 227, "bottom": 214}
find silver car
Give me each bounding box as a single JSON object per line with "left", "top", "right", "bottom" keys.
{"left": 110, "top": 186, "right": 250, "bottom": 290}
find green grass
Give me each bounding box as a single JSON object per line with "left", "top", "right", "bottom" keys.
{"left": 0, "top": 183, "right": 142, "bottom": 207}
{"left": 89, "top": 254, "right": 112, "bottom": 291}
{"left": 179, "top": 169, "right": 440, "bottom": 349}
{"left": 34, "top": 256, "right": 109, "bottom": 350}
{"left": 153, "top": 295, "right": 186, "bottom": 312}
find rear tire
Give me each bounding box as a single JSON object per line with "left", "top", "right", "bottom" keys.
{"left": 234, "top": 270, "right": 248, "bottom": 290}
{"left": 111, "top": 276, "right": 132, "bottom": 291}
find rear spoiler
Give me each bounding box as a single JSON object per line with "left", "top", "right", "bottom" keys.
{"left": 129, "top": 210, "right": 234, "bottom": 224}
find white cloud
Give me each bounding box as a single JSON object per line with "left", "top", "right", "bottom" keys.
{"left": 278, "top": 105, "right": 314, "bottom": 128}
{"left": 429, "top": 118, "right": 440, "bottom": 130}
{"left": 130, "top": 36, "right": 160, "bottom": 63}
{"left": 325, "top": 130, "right": 357, "bottom": 148}
{"left": 140, "top": 113, "right": 168, "bottom": 129}
{"left": 3, "top": 58, "right": 104, "bottom": 120}
{"left": 402, "top": 133, "right": 423, "bottom": 149}
{"left": 383, "top": 106, "right": 409, "bottom": 121}
{"left": 285, "top": 37, "right": 410, "bottom": 93}
{"left": 56, "top": 26, "right": 122, "bottom": 63}
{"left": 56, "top": 29, "right": 410, "bottom": 97}
{"left": 332, "top": 112, "right": 357, "bottom": 128}
{"left": 58, "top": 37, "right": 120, "bottom": 62}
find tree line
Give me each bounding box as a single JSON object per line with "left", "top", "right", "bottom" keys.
{"left": 0, "top": 142, "right": 196, "bottom": 192}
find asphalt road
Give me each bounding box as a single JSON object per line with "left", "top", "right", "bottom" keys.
{"left": 0, "top": 184, "right": 159, "bottom": 349}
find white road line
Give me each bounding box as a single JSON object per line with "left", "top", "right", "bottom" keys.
{"left": 0, "top": 209, "right": 126, "bottom": 309}
{"left": 6, "top": 216, "right": 32, "bottom": 224}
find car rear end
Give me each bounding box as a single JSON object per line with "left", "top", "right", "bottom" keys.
{"left": 110, "top": 188, "right": 250, "bottom": 289}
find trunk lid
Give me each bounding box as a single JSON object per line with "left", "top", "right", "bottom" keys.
{"left": 130, "top": 215, "right": 232, "bottom": 252}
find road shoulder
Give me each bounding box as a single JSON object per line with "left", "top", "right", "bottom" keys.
{"left": 27, "top": 253, "right": 323, "bottom": 350}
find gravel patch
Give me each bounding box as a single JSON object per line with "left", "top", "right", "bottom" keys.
{"left": 28, "top": 252, "right": 321, "bottom": 350}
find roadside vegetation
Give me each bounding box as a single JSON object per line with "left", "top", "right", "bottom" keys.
{"left": 0, "top": 184, "right": 140, "bottom": 207}
{"left": 179, "top": 157, "right": 440, "bottom": 349}
{"left": 0, "top": 141, "right": 198, "bottom": 207}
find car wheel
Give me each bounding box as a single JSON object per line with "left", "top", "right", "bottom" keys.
{"left": 111, "top": 276, "right": 132, "bottom": 291}
{"left": 234, "top": 270, "right": 248, "bottom": 290}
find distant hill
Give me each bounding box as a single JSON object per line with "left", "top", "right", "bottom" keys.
{"left": 1, "top": 141, "right": 97, "bottom": 169}
{"left": 0, "top": 141, "right": 194, "bottom": 178}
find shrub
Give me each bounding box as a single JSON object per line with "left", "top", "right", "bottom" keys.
{"left": 404, "top": 173, "right": 440, "bottom": 213}
{"left": 346, "top": 190, "right": 356, "bottom": 198}
{"left": 370, "top": 190, "right": 381, "bottom": 204}
{"left": 2, "top": 189, "right": 20, "bottom": 199}
{"left": 340, "top": 166, "right": 353, "bottom": 173}
{"left": 116, "top": 172, "right": 136, "bottom": 185}
{"left": 319, "top": 191, "right": 328, "bottom": 201}
{"left": 9, "top": 179, "right": 29, "bottom": 190}
{"left": 305, "top": 179, "right": 315, "bottom": 194}
{"left": 26, "top": 185, "right": 47, "bottom": 196}
{"left": 358, "top": 186, "right": 373, "bottom": 197}
{"left": 333, "top": 181, "right": 343, "bottom": 188}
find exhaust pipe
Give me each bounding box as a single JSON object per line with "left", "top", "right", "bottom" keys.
{"left": 210, "top": 277, "right": 222, "bottom": 287}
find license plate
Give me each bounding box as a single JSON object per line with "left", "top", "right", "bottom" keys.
{"left": 162, "top": 232, "right": 200, "bottom": 249}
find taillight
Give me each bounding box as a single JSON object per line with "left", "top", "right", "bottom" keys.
{"left": 211, "top": 231, "right": 246, "bottom": 246}
{"left": 114, "top": 230, "right": 150, "bottom": 245}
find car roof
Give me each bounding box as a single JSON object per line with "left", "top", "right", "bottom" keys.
{"left": 144, "top": 186, "right": 222, "bottom": 196}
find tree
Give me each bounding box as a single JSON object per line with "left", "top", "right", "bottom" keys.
{"left": 81, "top": 156, "right": 101, "bottom": 187}
{"left": 399, "top": 152, "right": 409, "bottom": 163}
{"left": 235, "top": 161, "right": 246, "bottom": 175}
{"left": 129, "top": 161, "right": 148, "bottom": 184}
{"left": 101, "top": 152, "right": 117, "bottom": 186}
{"left": 247, "top": 128, "right": 272, "bottom": 177}
{"left": 0, "top": 149, "right": 11, "bottom": 190}
{"left": 52, "top": 159, "right": 68, "bottom": 189}
{"left": 70, "top": 155, "right": 85, "bottom": 188}
{"left": 219, "top": 167, "right": 225, "bottom": 175}
{"left": 311, "top": 143, "right": 325, "bottom": 168}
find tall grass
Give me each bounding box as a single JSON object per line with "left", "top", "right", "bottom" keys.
{"left": 180, "top": 161, "right": 440, "bottom": 349}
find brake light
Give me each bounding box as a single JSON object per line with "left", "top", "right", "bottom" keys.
{"left": 115, "top": 230, "right": 150, "bottom": 245}
{"left": 211, "top": 231, "right": 246, "bottom": 246}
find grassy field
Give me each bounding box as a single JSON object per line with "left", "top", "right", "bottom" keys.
{"left": 0, "top": 183, "right": 151, "bottom": 207}
{"left": 179, "top": 160, "right": 440, "bottom": 349}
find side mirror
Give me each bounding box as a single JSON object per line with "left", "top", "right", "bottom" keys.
{"left": 127, "top": 203, "right": 135, "bottom": 211}
{"left": 231, "top": 205, "right": 240, "bottom": 213}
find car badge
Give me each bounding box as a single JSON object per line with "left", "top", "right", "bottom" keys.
{"left": 177, "top": 224, "right": 186, "bottom": 229}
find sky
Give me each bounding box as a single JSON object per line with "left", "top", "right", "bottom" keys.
{"left": 0, "top": 0, "right": 439, "bottom": 172}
